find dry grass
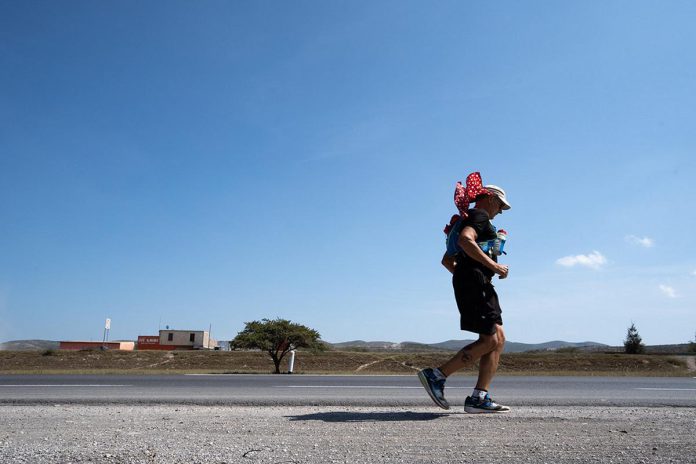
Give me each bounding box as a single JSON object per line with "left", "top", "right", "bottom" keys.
{"left": 0, "top": 349, "right": 691, "bottom": 376}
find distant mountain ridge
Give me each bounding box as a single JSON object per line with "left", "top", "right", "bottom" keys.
{"left": 0, "top": 339, "right": 59, "bottom": 351}
{"left": 2, "top": 339, "right": 689, "bottom": 354}
{"left": 331, "top": 339, "right": 610, "bottom": 353}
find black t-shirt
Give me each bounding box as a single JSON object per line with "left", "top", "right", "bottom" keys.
{"left": 453, "top": 208, "right": 498, "bottom": 278}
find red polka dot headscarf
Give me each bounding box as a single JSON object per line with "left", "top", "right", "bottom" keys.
{"left": 444, "top": 172, "right": 490, "bottom": 234}
{"left": 454, "top": 172, "right": 489, "bottom": 217}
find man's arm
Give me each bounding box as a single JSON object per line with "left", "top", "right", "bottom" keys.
{"left": 441, "top": 253, "right": 456, "bottom": 274}
{"left": 458, "top": 226, "right": 509, "bottom": 279}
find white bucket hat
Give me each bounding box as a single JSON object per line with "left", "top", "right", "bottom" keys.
{"left": 485, "top": 185, "right": 511, "bottom": 210}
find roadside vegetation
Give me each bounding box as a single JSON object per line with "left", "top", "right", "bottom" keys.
{"left": 231, "top": 318, "right": 324, "bottom": 373}
{"left": 624, "top": 323, "right": 646, "bottom": 354}
{"left": 0, "top": 349, "right": 691, "bottom": 376}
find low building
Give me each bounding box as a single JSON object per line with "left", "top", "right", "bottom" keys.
{"left": 136, "top": 335, "right": 174, "bottom": 351}
{"left": 59, "top": 341, "right": 135, "bottom": 351}
{"left": 216, "top": 340, "right": 232, "bottom": 351}
{"left": 136, "top": 330, "right": 217, "bottom": 350}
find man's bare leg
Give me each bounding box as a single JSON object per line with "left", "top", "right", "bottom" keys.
{"left": 438, "top": 332, "right": 498, "bottom": 377}
{"left": 475, "top": 324, "right": 505, "bottom": 390}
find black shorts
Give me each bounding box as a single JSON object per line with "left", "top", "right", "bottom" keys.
{"left": 453, "top": 268, "right": 503, "bottom": 336}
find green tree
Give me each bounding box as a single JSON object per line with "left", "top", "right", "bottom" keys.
{"left": 232, "top": 318, "right": 324, "bottom": 373}
{"left": 624, "top": 323, "right": 645, "bottom": 354}
{"left": 689, "top": 332, "right": 696, "bottom": 353}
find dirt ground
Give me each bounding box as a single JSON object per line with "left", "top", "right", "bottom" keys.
{"left": 0, "top": 349, "right": 692, "bottom": 376}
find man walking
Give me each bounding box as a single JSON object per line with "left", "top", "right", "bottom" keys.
{"left": 418, "top": 173, "right": 511, "bottom": 413}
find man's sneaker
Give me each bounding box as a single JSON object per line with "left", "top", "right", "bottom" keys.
{"left": 464, "top": 393, "right": 510, "bottom": 414}
{"left": 417, "top": 368, "right": 450, "bottom": 410}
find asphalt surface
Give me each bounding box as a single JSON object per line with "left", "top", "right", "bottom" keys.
{"left": 0, "top": 374, "right": 694, "bottom": 407}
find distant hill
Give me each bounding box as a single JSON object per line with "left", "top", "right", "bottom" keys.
{"left": 644, "top": 343, "right": 692, "bottom": 354}
{"left": 0, "top": 339, "right": 59, "bottom": 351}
{"left": 507, "top": 340, "right": 610, "bottom": 353}
{"left": 331, "top": 340, "right": 408, "bottom": 351}
{"left": 2, "top": 339, "right": 690, "bottom": 354}
{"left": 332, "top": 339, "right": 611, "bottom": 353}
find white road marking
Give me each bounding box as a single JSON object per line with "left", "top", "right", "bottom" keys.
{"left": 182, "top": 374, "right": 424, "bottom": 377}
{"left": 634, "top": 388, "right": 696, "bottom": 391}
{"left": 0, "top": 385, "right": 132, "bottom": 387}
{"left": 279, "top": 386, "right": 469, "bottom": 389}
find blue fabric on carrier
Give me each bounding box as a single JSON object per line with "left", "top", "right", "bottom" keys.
{"left": 446, "top": 218, "right": 498, "bottom": 256}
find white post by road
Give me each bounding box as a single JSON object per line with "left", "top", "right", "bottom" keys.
{"left": 102, "top": 318, "right": 111, "bottom": 348}
{"left": 287, "top": 350, "right": 296, "bottom": 374}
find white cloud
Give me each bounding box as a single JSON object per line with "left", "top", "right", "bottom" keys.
{"left": 692, "top": 270, "right": 696, "bottom": 277}
{"left": 658, "top": 284, "right": 677, "bottom": 298}
{"left": 556, "top": 251, "right": 607, "bottom": 270}
{"left": 625, "top": 235, "right": 654, "bottom": 248}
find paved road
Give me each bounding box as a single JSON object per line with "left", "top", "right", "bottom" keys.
{"left": 1, "top": 374, "right": 694, "bottom": 406}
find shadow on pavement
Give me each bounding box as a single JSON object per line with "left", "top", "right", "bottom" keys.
{"left": 286, "top": 411, "right": 449, "bottom": 422}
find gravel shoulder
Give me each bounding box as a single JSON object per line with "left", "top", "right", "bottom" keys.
{"left": 1, "top": 405, "right": 694, "bottom": 463}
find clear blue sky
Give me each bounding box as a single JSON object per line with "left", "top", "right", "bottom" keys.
{"left": 1, "top": 1, "right": 694, "bottom": 346}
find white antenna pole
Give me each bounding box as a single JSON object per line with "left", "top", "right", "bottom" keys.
{"left": 102, "top": 318, "right": 111, "bottom": 348}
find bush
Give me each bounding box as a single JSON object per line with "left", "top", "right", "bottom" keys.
{"left": 624, "top": 323, "right": 645, "bottom": 354}
{"left": 555, "top": 347, "right": 580, "bottom": 353}
{"left": 41, "top": 349, "right": 55, "bottom": 356}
